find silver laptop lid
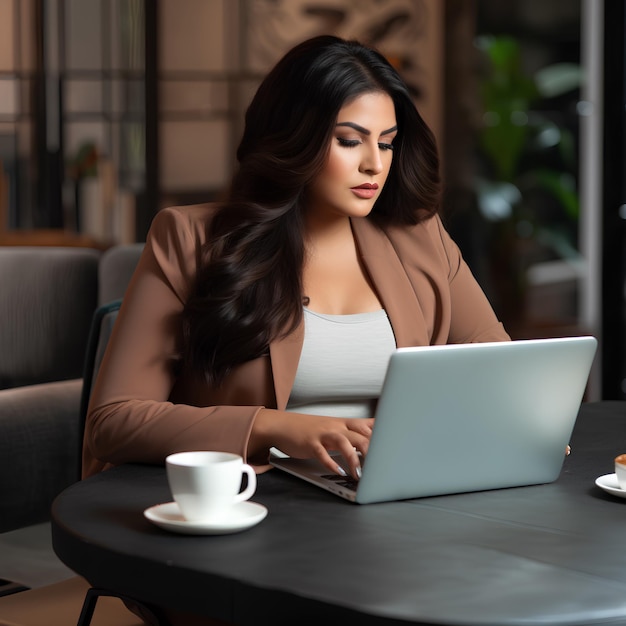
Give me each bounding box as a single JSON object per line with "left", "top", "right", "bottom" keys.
{"left": 355, "top": 336, "right": 597, "bottom": 503}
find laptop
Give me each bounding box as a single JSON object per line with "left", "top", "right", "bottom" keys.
{"left": 270, "top": 336, "right": 598, "bottom": 504}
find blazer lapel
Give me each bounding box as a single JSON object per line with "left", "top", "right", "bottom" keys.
{"left": 269, "top": 319, "right": 304, "bottom": 410}
{"left": 351, "top": 218, "right": 429, "bottom": 348}
{"left": 268, "top": 217, "right": 428, "bottom": 409}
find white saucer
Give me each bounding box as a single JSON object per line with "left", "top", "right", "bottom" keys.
{"left": 144, "top": 501, "right": 268, "bottom": 535}
{"left": 595, "top": 473, "right": 626, "bottom": 499}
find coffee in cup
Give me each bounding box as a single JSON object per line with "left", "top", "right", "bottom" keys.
{"left": 166, "top": 451, "right": 256, "bottom": 522}
{"left": 615, "top": 454, "right": 626, "bottom": 490}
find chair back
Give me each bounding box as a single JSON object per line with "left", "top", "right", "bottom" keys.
{"left": 98, "top": 244, "right": 144, "bottom": 305}
{"left": 0, "top": 247, "right": 99, "bottom": 389}
{"left": 78, "top": 300, "right": 122, "bottom": 476}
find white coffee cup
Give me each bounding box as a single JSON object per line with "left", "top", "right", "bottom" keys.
{"left": 615, "top": 454, "right": 626, "bottom": 490}
{"left": 166, "top": 451, "right": 256, "bottom": 522}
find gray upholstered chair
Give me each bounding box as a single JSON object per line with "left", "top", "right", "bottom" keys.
{"left": 0, "top": 245, "right": 144, "bottom": 533}
{"left": 0, "top": 244, "right": 143, "bottom": 585}
{"left": 0, "top": 246, "right": 100, "bottom": 390}
{"left": 0, "top": 298, "right": 166, "bottom": 626}
{"left": 0, "top": 247, "right": 100, "bottom": 533}
{"left": 0, "top": 243, "right": 149, "bottom": 625}
{"left": 98, "top": 243, "right": 145, "bottom": 304}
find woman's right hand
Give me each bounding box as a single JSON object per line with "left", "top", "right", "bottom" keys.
{"left": 249, "top": 408, "right": 374, "bottom": 480}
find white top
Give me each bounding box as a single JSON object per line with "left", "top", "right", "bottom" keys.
{"left": 286, "top": 308, "right": 396, "bottom": 418}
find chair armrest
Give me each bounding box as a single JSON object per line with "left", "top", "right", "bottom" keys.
{"left": 0, "top": 379, "right": 83, "bottom": 533}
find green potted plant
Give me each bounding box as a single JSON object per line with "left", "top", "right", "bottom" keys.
{"left": 474, "top": 35, "right": 582, "bottom": 328}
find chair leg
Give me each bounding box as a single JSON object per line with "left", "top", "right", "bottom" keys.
{"left": 0, "top": 579, "right": 29, "bottom": 598}
{"left": 77, "top": 587, "right": 171, "bottom": 626}
{"left": 76, "top": 587, "right": 98, "bottom": 626}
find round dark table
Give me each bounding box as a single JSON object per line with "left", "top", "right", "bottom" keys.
{"left": 52, "top": 402, "right": 626, "bottom": 625}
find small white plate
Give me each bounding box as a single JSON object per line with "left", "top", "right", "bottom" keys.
{"left": 595, "top": 473, "right": 626, "bottom": 499}
{"left": 144, "top": 501, "right": 268, "bottom": 535}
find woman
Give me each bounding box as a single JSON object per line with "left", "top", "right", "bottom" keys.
{"left": 83, "top": 34, "right": 509, "bottom": 487}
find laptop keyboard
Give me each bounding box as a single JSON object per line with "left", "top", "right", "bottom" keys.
{"left": 321, "top": 474, "right": 359, "bottom": 491}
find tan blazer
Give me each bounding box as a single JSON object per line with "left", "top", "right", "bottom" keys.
{"left": 82, "top": 204, "right": 509, "bottom": 478}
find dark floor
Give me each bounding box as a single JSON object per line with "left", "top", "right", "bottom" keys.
{"left": 0, "top": 523, "right": 73, "bottom": 595}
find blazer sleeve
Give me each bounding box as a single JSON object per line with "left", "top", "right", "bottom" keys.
{"left": 82, "top": 207, "right": 263, "bottom": 478}
{"left": 434, "top": 216, "right": 510, "bottom": 344}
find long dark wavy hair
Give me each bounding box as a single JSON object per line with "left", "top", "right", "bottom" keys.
{"left": 183, "top": 35, "right": 440, "bottom": 385}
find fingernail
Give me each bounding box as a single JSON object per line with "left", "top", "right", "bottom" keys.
{"left": 356, "top": 466, "right": 362, "bottom": 479}
{"left": 336, "top": 465, "right": 347, "bottom": 477}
